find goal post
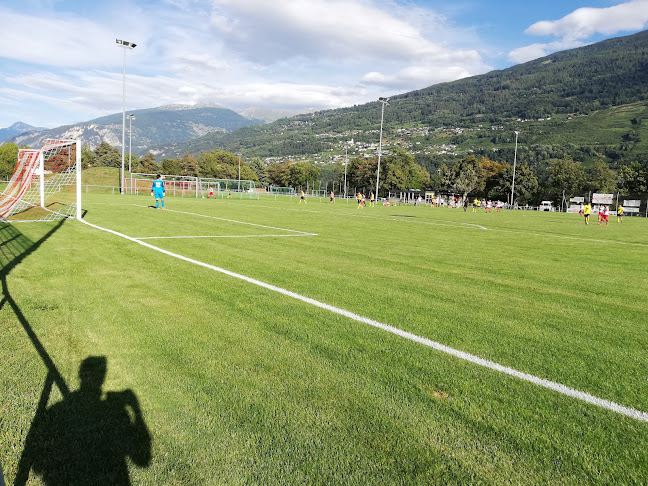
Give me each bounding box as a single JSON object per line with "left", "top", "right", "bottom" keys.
{"left": 0, "top": 139, "right": 82, "bottom": 222}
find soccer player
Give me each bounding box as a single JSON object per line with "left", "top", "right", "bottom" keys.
{"left": 356, "top": 192, "right": 363, "bottom": 209}
{"left": 329, "top": 191, "right": 334, "bottom": 203}
{"left": 151, "top": 175, "right": 165, "bottom": 209}
{"left": 299, "top": 190, "right": 306, "bottom": 204}
{"left": 617, "top": 204, "right": 624, "bottom": 223}
{"left": 370, "top": 192, "right": 375, "bottom": 207}
{"left": 583, "top": 201, "right": 591, "bottom": 224}
{"left": 208, "top": 187, "right": 214, "bottom": 198}
{"left": 597, "top": 205, "right": 609, "bottom": 226}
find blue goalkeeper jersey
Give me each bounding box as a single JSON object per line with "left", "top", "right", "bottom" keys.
{"left": 152, "top": 180, "right": 165, "bottom": 192}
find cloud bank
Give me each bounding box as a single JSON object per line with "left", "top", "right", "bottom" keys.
{"left": 509, "top": 0, "right": 648, "bottom": 63}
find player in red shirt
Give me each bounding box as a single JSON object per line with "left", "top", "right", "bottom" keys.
{"left": 597, "top": 205, "right": 609, "bottom": 226}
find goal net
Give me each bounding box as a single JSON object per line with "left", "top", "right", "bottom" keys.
{"left": 129, "top": 173, "right": 259, "bottom": 199}
{"left": 0, "top": 139, "right": 82, "bottom": 222}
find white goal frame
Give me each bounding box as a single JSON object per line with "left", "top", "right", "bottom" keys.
{"left": 0, "top": 139, "right": 82, "bottom": 222}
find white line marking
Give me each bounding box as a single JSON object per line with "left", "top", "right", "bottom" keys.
{"left": 218, "top": 201, "right": 489, "bottom": 230}
{"left": 80, "top": 218, "right": 648, "bottom": 423}
{"left": 133, "top": 204, "right": 316, "bottom": 236}
{"left": 494, "top": 228, "right": 648, "bottom": 247}
{"left": 136, "top": 234, "right": 315, "bottom": 240}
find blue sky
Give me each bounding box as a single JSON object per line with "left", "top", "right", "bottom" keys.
{"left": 0, "top": 0, "right": 646, "bottom": 128}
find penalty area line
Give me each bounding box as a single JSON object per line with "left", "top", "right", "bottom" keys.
{"left": 81, "top": 217, "right": 648, "bottom": 424}
{"left": 133, "top": 204, "right": 317, "bottom": 236}
{"left": 136, "top": 234, "right": 316, "bottom": 240}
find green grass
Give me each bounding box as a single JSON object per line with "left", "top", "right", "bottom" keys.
{"left": 2, "top": 194, "right": 648, "bottom": 484}
{"left": 82, "top": 166, "right": 123, "bottom": 186}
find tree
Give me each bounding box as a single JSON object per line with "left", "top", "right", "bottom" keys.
{"left": 94, "top": 141, "right": 116, "bottom": 159}
{"left": 197, "top": 150, "right": 238, "bottom": 179}
{"left": 547, "top": 156, "right": 586, "bottom": 200}
{"left": 80, "top": 145, "right": 96, "bottom": 169}
{"left": 587, "top": 160, "right": 617, "bottom": 193}
{"left": 319, "top": 162, "right": 344, "bottom": 191}
{"left": 440, "top": 155, "right": 485, "bottom": 196}
{"left": 94, "top": 142, "right": 118, "bottom": 167}
{"left": 0, "top": 142, "right": 19, "bottom": 179}
{"left": 289, "top": 161, "right": 319, "bottom": 188}
{"left": 382, "top": 147, "right": 430, "bottom": 193}
{"left": 180, "top": 153, "right": 199, "bottom": 177}
{"left": 489, "top": 165, "right": 538, "bottom": 204}
{"left": 617, "top": 162, "right": 647, "bottom": 194}
{"left": 348, "top": 157, "right": 377, "bottom": 192}
{"left": 410, "top": 164, "right": 431, "bottom": 190}
{"left": 248, "top": 158, "right": 269, "bottom": 187}
{"left": 480, "top": 156, "right": 508, "bottom": 197}
{"left": 127, "top": 154, "right": 139, "bottom": 174}
{"left": 267, "top": 161, "right": 293, "bottom": 187}
{"left": 139, "top": 153, "right": 159, "bottom": 173}
{"left": 93, "top": 141, "right": 120, "bottom": 168}
{"left": 161, "top": 158, "right": 182, "bottom": 175}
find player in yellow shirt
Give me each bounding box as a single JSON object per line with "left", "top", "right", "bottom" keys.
{"left": 356, "top": 192, "right": 363, "bottom": 209}
{"left": 617, "top": 204, "right": 624, "bottom": 223}
{"left": 299, "top": 190, "right": 306, "bottom": 204}
{"left": 369, "top": 192, "right": 375, "bottom": 207}
{"left": 583, "top": 202, "right": 592, "bottom": 225}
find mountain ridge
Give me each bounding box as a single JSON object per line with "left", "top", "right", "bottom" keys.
{"left": 7, "top": 106, "right": 264, "bottom": 155}
{"left": 161, "top": 29, "right": 648, "bottom": 163}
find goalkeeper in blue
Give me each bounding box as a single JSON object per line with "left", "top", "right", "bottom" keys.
{"left": 151, "top": 175, "right": 166, "bottom": 209}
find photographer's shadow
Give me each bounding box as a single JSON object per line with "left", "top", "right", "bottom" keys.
{"left": 16, "top": 356, "right": 151, "bottom": 486}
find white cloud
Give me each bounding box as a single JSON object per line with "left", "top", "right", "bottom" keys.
{"left": 0, "top": 7, "right": 119, "bottom": 68}
{"left": 0, "top": 0, "right": 496, "bottom": 127}
{"left": 507, "top": 40, "right": 585, "bottom": 64}
{"left": 361, "top": 56, "right": 490, "bottom": 90}
{"left": 526, "top": 0, "right": 648, "bottom": 41}
{"left": 509, "top": 0, "right": 648, "bottom": 63}
{"left": 208, "top": 0, "right": 467, "bottom": 63}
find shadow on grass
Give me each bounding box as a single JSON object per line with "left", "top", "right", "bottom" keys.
{"left": 14, "top": 357, "right": 151, "bottom": 486}
{"left": 0, "top": 222, "right": 151, "bottom": 485}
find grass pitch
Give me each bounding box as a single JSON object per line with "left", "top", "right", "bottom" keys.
{"left": 2, "top": 193, "right": 648, "bottom": 484}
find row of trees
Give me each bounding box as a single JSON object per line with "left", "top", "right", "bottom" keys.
{"left": 81, "top": 142, "right": 431, "bottom": 195}
{"left": 265, "top": 147, "right": 430, "bottom": 194}
{"left": 1, "top": 140, "right": 645, "bottom": 203}
{"left": 433, "top": 154, "right": 646, "bottom": 204}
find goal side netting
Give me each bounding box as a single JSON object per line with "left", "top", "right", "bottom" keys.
{"left": 0, "top": 139, "right": 82, "bottom": 222}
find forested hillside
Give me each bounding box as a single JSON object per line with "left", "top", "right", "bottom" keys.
{"left": 164, "top": 29, "right": 648, "bottom": 165}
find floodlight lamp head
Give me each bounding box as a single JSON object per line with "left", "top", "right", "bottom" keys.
{"left": 116, "top": 39, "right": 136, "bottom": 49}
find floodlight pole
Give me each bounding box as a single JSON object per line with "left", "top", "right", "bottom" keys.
{"left": 344, "top": 142, "right": 348, "bottom": 199}
{"left": 128, "top": 114, "right": 135, "bottom": 174}
{"left": 376, "top": 98, "right": 389, "bottom": 203}
{"left": 238, "top": 153, "right": 241, "bottom": 192}
{"left": 128, "top": 114, "right": 135, "bottom": 194}
{"left": 510, "top": 130, "right": 519, "bottom": 207}
{"left": 116, "top": 39, "right": 136, "bottom": 195}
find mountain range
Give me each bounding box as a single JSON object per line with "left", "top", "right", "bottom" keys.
{"left": 7, "top": 105, "right": 265, "bottom": 156}
{"left": 0, "top": 122, "right": 46, "bottom": 142}
{"left": 164, "top": 29, "right": 648, "bottom": 164}
{"left": 4, "top": 29, "right": 648, "bottom": 168}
